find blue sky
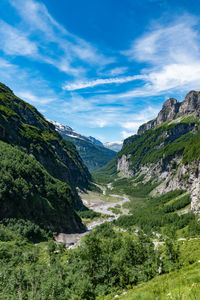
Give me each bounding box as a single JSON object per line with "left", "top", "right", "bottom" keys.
{"left": 0, "top": 0, "right": 200, "bottom": 142}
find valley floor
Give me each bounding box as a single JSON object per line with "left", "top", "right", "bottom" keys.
{"left": 55, "top": 183, "right": 130, "bottom": 248}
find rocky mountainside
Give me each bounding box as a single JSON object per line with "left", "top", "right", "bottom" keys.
{"left": 0, "top": 82, "right": 92, "bottom": 232}
{"left": 52, "top": 121, "right": 116, "bottom": 171}
{"left": 96, "top": 90, "right": 200, "bottom": 213}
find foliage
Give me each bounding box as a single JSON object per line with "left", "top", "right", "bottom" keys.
{"left": 0, "top": 222, "right": 161, "bottom": 299}
{"left": 163, "top": 194, "right": 191, "bottom": 213}
{"left": 77, "top": 210, "right": 101, "bottom": 219}
{"left": 61, "top": 133, "right": 116, "bottom": 172}
{"left": 1, "top": 219, "right": 51, "bottom": 242}
{"left": 0, "top": 82, "right": 91, "bottom": 209}
{"left": 0, "top": 140, "right": 84, "bottom": 233}
{"left": 183, "top": 133, "right": 200, "bottom": 163}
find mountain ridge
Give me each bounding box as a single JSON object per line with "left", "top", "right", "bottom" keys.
{"left": 95, "top": 89, "right": 200, "bottom": 214}
{"left": 0, "top": 82, "right": 91, "bottom": 232}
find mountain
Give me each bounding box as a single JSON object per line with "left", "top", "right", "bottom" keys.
{"left": 51, "top": 121, "right": 116, "bottom": 171}
{"left": 94, "top": 90, "right": 200, "bottom": 213}
{"left": 0, "top": 140, "right": 84, "bottom": 233}
{"left": 88, "top": 136, "right": 104, "bottom": 147}
{"left": 0, "top": 82, "right": 91, "bottom": 231}
{"left": 104, "top": 141, "right": 123, "bottom": 152}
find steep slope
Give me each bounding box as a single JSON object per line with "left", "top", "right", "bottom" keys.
{"left": 0, "top": 83, "right": 91, "bottom": 208}
{"left": 51, "top": 121, "right": 116, "bottom": 171}
{"left": 0, "top": 140, "right": 84, "bottom": 233}
{"left": 95, "top": 90, "right": 200, "bottom": 213}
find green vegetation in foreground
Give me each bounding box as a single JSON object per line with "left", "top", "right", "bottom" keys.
{"left": 115, "top": 240, "right": 200, "bottom": 300}
{"left": 0, "top": 222, "right": 168, "bottom": 299}
{"left": 0, "top": 140, "right": 84, "bottom": 233}
{"left": 61, "top": 133, "right": 116, "bottom": 172}
{"left": 1, "top": 218, "right": 200, "bottom": 300}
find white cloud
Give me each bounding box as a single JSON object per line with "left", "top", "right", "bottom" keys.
{"left": 121, "top": 15, "right": 200, "bottom": 98}
{"left": 17, "top": 91, "right": 55, "bottom": 105}
{"left": 100, "top": 67, "right": 128, "bottom": 77}
{"left": 121, "top": 130, "right": 135, "bottom": 139}
{"left": 8, "top": 0, "right": 113, "bottom": 76}
{"left": 63, "top": 75, "right": 146, "bottom": 91}
{"left": 0, "top": 20, "right": 37, "bottom": 56}
{"left": 120, "top": 106, "right": 160, "bottom": 138}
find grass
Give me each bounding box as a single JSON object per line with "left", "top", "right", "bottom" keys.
{"left": 81, "top": 190, "right": 124, "bottom": 203}
{"left": 101, "top": 239, "right": 200, "bottom": 300}
{"left": 118, "top": 263, "right": 200, "bottom": 300}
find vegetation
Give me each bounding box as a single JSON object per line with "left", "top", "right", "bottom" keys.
{"left": 114, "top": 187, "right": 193, "bottom": 237}
{"left": 0, "top": 223, "right": 163, "bottom": 299}
{"left": 0, "top": 140, "right": 84, "bottom": 232}
{"left": 94, "top": 119, "right": 200, "bottom": 183}
{"left": 61, "top": 133, "right": 116, "bottom": 172}
{"left": 0, "top": 82, "right": 91, "bottom": 210}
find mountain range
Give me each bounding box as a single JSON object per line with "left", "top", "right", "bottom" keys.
{"left": 94, "top": 90, "right": 200, "bottom": 214}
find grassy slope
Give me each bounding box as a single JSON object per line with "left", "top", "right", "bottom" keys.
{"left": 60, "top": 133, "right": 116, "bottom": 172}
{"left": 0, "top": 140, "right": 84, "bottom": 233}
{"left": 0, "top": 82, "right": 91, "bottom": 195}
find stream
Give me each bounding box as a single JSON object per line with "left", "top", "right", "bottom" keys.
{"left": 55, "top": 193, "right": 130, "bottom": 249}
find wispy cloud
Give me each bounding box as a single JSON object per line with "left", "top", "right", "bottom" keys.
{"left": 63, "top": 75, "right": 146, "bottom": 91}
{"left": 0, "top": 20, "right": 38, "bottom": 56}
{"left": 120, "top": 106, "right": 160, "bottom": 138}
{"left": 121, "top": 15, "right": 200, "bottom": 98}
{"left": 16, "top": 91, "right": 55, "bottom": 105}
{"left": 7, "top": 0, "right": 113, "bottom": 76}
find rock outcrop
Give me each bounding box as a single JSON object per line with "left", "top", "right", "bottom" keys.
{"left": 138, "top": 91, "right": 200, "bottom": 134}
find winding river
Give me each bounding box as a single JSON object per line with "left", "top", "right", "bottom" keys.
{"left": 55, "top": 193, "right": 130, "bottom": 249}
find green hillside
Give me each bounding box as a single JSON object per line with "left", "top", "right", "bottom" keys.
{"left": 0, "top": 82, "right": 91, "bottom": 209}
{"left": 0, "top": 140, "right": 84, "bottom": 233}
{"left": 61, "top": 133, "right": 116, "bottom": 171}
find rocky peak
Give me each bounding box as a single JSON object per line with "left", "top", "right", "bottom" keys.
{"left": 157, "top": 97, "right": 180, "bottom": 125}
{"left": 138, "top": 90, "right": 200, "bottom": 134}
{"left": 179, "top": 90, "right": 200, "bottom": 115}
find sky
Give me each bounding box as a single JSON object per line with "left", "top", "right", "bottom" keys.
{"left": 0, "top": 0, "right": 200, "bottom": 142}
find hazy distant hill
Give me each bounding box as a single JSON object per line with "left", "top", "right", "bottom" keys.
{"left": 51, "top": 121, "right": 116, "bottom": 171}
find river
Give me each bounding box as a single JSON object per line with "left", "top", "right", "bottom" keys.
{"left": 55, "top": 193, "right": 130, "bottom": 249}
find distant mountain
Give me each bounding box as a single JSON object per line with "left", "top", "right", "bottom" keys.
{"left": 0, "top": 82, "right": 91, "bottom": 232}
{"left": 51, "top": 121, "right": 116, "bottom": 172}
{"left": 88, "top": 136, "right": 104, "bottom": 147}
{"left": 104, "top": 141, "right": 123, "bottom": 152}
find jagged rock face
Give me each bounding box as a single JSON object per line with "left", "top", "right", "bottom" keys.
{"left": 157, "top": 98, "right": 180, "bottom": 125}
{"left": 117, "top": 155, "right": 133, "bottom": 177}
{"left": 138, "top": 90, "right": 200, "bottom": 134}
{"left": 155, "top": 159, "right": 200, "bottom": 214}
{"left": 179, "top": 91, "right": 200, "bottom": 115}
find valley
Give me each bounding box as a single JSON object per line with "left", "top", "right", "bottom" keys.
{"left": 0, "top": 83, "right": 200, "bottom": 299}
